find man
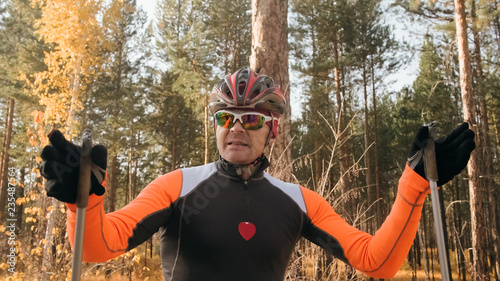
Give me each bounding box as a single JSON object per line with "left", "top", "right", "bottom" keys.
{"left": 40, "top": 67, "right": 475, "bottom": 280}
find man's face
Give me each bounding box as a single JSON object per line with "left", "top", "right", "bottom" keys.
{"left": 215, "top": 109, "right": 274, "bottom": 165}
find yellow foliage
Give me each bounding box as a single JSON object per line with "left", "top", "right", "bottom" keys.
{"left": 27, "top": 0, "right": 111, "bottom": 132}
{"left": 25, "top": 206, "right": 43, "bottom": 216}
{"left": 56, "top": 244, "right": 63, "bottom": 255}
{"left": 52, "top": 227, "right": 62, "bottom": 236}
{"left": 29, "top": 136, "right": 39, "bottom": 147}
{"left": 33, "top": 110, "right": 44, "bottom": 125}
{"left": 25, "top": 217, "right": 37, "bottom": 223}
{"left": 31, "top": 246, "right": 43, "bottom": 256}
{"left": 16, "top": 197, "right": 25, "bottom": 205}
{"left": 0, "top": 263, "right": 9, "bottom": 270}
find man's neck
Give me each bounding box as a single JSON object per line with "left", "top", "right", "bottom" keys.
{"left": 219, "top": 154, "right": 270, "bottom": 180}
{"left": 236, "top": 162, "right": 262, "bottom": 180}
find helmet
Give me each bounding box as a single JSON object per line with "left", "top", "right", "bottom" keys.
{"left": 208, "top": 67, "right": 286, "bottom": 116}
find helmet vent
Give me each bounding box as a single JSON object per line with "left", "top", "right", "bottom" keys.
{"left": 220, "top": 83, "right": 232, "bottom": 99}
{"left": 238, "top": 82, "right": 246, "bottom": 97}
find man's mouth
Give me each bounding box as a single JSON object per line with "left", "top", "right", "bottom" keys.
{"left": 228, "top": 141, "right": 248, "bottom": 146}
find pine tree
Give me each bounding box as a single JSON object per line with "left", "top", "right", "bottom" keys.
{"left": 250, "top": 0, "right": 291, "bottom": 180}
{"left": 204, "top": 0, "right": 251, "bottom": 73}
{"left": 156, "top": 0, "right": 213, "bottom": 166}
{"left": 412, "top": 34, "right": 458, "bottom": 129}
{"left": 454, "top": 0, "right": 489, "bottom": 278}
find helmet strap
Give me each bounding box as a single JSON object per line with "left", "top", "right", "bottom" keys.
{"left": 264, "top": 113, "right": 275, "bottom": 147}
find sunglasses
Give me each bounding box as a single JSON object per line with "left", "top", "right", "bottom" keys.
{"left": 215, "top": 110, "right": 273, "bottom": 130}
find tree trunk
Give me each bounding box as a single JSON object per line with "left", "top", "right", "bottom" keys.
{"left": 494, "top": 0, "right": 500, "bottom": 57}
{"left": 0, "top": 103, "right": 7, "bottom": 187}
{"left": 67, "top": 56, "right": 82, "bottom": 137}
{"left": 454, "top": 0, "right": 489, "bottom": 279}
{"left": 250, "top": 0, "right": 291, "bottom": 180}
{"left": 438, "top": 187, "right": 452, "bottom": 277}
{"left": 127, "top": 131, "right": 134, "bottom": 203}
{"left": 471, "top": 0, "right": 500, "bottom": 277}
{"left": 0, "top": 98, "right": 15, "bottom": 220}
{"left": 452, "top": 178, "right": 467, "bottom": 281}
{"left": 16, "top": 169, "right": 25, "bottom": 224}
{"left": 106, "top": 154, "right": 118, "bottom": 213}
{"left": 42, "top": 198, "right": 64, "bottom": 276}
{"left": 362, "top": 65, "right": 374, "bottom": 232}
{"left": 370, "top": 56, "right": 382, "bottom": 227}
{"left": 418, "top": 228, "right": 430, "bottom": 281}
{"left": 205, "top": 90, "right": 209, "bottom": 164}
{"left": 333, "top": 31, "right": 353, "bottom": 214}
{"left": 333, "top": 35, "right": 350, "bottom": 194}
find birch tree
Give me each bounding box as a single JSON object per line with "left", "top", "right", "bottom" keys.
{"left": 27, "top": 0, "right": 109, "bottom": 273}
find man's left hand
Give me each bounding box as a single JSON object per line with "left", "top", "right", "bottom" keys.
{"left": 408, "top": 122, "right": 476, "bottom": 186}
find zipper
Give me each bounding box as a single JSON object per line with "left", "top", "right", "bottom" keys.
{"left": 243, "top": 180, "right": 250, "bottom": 219}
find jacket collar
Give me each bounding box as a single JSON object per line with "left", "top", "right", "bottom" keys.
{"left": 216, "top": 154, "right": 270, "bottom": 180}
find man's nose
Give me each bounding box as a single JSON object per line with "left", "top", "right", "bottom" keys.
{"left": 230, "top": 120, "right": 245, "bottom": 133}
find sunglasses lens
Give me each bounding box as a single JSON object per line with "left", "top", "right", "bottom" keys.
{"left": 215, "top": 112, "right": 268, "bottom": 130}
{"left": 241, "top": 114, "right": 265, "bottom": 130}
{"left": 215, "top": 112, "right": 234, "bottom": 128}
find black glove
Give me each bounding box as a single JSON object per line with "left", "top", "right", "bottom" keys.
{"left": 408, "top": 122, "right": 476, "bottom": 186}
{"left": 40, "top": 129, "right": 107, "bottom": 203}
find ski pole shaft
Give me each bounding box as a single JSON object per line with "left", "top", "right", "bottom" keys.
{"left": 72, "top": 129, "right": 92, "bottom": 281}
{"left": 423, "top": 124, "right": 450, "bottom": 281}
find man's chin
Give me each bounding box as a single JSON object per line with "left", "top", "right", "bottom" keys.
{"left": 223, "top": 154, "right": 253, "bottom": 165}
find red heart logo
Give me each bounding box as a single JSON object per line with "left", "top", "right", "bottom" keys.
{"left": 238, "top": 222, "right": 256, "bottom": 241}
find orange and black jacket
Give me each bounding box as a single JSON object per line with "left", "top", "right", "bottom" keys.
{"left": 66, "top": 158, "right": 430, "bottom": 280}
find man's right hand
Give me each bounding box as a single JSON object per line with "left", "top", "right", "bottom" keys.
{"left": 40, "top": 129, "right": 107, "bottom": 203}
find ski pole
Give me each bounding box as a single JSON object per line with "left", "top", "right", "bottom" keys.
{"left": 423, "top": 122, "right": 450, "bottom": 281}
{"left": 71, "top": 129, "right": 92, "bottom": 281}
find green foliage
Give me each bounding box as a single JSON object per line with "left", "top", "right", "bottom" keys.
{"left": 203, "top": 0, "right": 251, "bottom": 74}
{"left": 411, "top": 34, "right": 461, "bottom": 131}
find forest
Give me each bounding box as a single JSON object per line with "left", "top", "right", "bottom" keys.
{"left": 0, "top": 0, "right": 499, "bottom": 280}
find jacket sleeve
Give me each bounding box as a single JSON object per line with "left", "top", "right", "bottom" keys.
{"left": 302, "top": 164, "right": 430, "bottom": 279}
{"left": 65, "top": 169, "right": 182, "bottom": 262}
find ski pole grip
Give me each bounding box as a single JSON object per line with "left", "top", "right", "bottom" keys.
{"left": 76, "top": 129, "right": 92, "bottom": 208}
{"left": 423, "top": 122, "right": 438, "bottom": 182}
